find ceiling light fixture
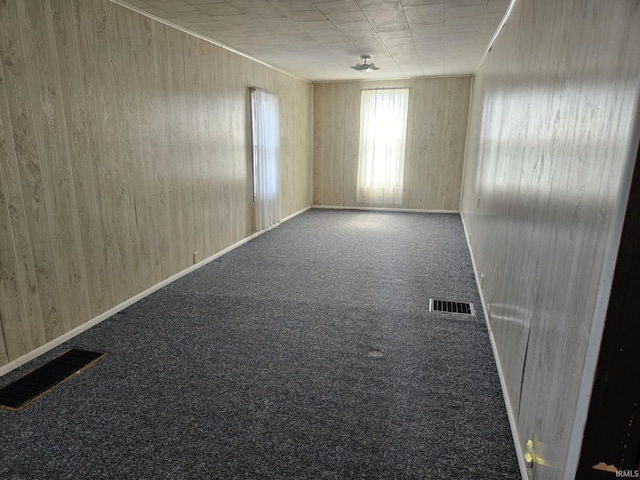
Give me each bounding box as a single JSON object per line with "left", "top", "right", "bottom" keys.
{"left": 350, "top": 54, "right": 380, "bottom": 72}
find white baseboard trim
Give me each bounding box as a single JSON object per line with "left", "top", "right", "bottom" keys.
{"left": 281, "top": 206, "right": 311, "bottom": 223}
{"left": 459, "top": 212, "right": 529, "bottom": 480}
{"left": 0, "top": 205, "right": 311, "bottom": 378}
{"left": 311, "top": 204, "right": 458, "bottom": 214}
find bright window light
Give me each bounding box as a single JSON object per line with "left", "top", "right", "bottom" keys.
{"left": 357, "top": 88, "right": 409, "bottom": 206}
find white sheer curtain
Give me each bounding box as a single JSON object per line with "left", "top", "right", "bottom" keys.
{"left": 251, "top": 88, "right": 281, "bottom": 231}
{"left": 357, "top": 88, "right": 410, "bottom": 206}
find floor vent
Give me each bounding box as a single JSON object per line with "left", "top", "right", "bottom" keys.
{"left": 429, "top": 299, "right": 475, "bottom": 315}
{"left": 0, "top": 349, "right": 105, "bottom": 412}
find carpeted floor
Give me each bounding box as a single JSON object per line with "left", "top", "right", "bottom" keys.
{"left": 0, "top": 209, "right": 521, "bottom": 479}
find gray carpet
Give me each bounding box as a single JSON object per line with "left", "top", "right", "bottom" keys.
{"left": 0, "top": 209, "right": 520, "bottom": 479}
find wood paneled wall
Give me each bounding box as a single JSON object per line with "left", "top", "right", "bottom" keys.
{"left": 0, "top": 0, "right": 312, "bottom": 366}
{"left": 313, "top": 77, "right": 471, "bottom": 210}
{"left": 460, "top": 0, "right": 640, "bottom": 478}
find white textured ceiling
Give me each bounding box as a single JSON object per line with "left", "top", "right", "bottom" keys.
{"left": 115, "top": 0, "right": 511, "bottom": 81}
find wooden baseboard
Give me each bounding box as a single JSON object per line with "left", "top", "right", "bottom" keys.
{"left": 311, "top": 204, "right": 458, "bottom": 214}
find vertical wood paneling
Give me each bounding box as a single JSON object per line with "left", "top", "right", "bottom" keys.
{"left": 460, "top": 0, "right": 640, "bottom": 478}
{"left": 150, "top": 19, "right": 175, "bottom": 280}
{"left": 190, "top": 39, "right": 212, "bottom": 260}
{"left": 108, "top": 3, "right": 146, "bottom": 294}
{"left": 81, "top": 0, "right": 134, "bottom": 305}
{"left": 313, "top": 77, "right": 471, "bottom": 210}
{"left": 1, "top": 0, "right": 60, "bottom": 347}
{"left": 72, "top": 0, "right": 117, "bottom": 313}
{"left": 0, "top": 0, "right": 312, "bottom": 367}
{"left": 203, "top": 45, "right": 226, "bottom": 254}
{"left": 22, "top": 0, "right": 92, "bottom": 333}
{"left": 405, "top": 78, "right": 470, "bottom": 209}
{"left": 131, "top": 13, "right": 162, "bottom": 286}
{"left": 51, "top": 0, "right": 108, "bottom": 318}
{"left": 0, "top": 58, "right": 27, "bottom": 364}
{"left": 280, "top": 77, "right": 312, "bottom": 217}
{"left": 0, "top": 10, "right": 44, "bottom": 362}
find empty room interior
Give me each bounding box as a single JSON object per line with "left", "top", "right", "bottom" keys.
{"left": 0, "top": 0, "right": 639, "bottom": 479}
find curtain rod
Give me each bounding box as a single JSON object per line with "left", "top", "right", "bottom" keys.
{"left": 360, "top": 87, "right": 410, "bottom": 91}
{"left": 250, "top": 87, "right": 278, "bottom": 96}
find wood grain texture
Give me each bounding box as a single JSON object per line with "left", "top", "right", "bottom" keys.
{"left": 51, "top": 0, "right": 109, "bottom": 318}
{"left": 313, "top": 77, "right": 471, "bottom": 210}
{"left": 21, "top": 0, "right": 91, "bottom": 336}
{"left": 0, "top": 14, "right": 37, "bottom": 364}
{"left": 0, "top": 0, "right": 312, "bottom": 366}
{"left": 0, "top": 60, "right": 26, "bottom": 365}
{"left": 0, "top": 0, "right": 58, "bottom": 351}
{"left": 460, "top": 0, "right": 640, "bottom": 478}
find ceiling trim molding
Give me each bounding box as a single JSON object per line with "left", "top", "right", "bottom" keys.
{"left": 108, "top": 0, "right": 312, "bottom": 84}
{"left": 474, "top": 0, "right": 520, "bottom": 74}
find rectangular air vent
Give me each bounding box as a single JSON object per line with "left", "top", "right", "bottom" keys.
{"left": 429, "top": 299, "right": 475, "bottom": 315}
{"left": 0, "top": 349, "right": 105, "bottom": 412}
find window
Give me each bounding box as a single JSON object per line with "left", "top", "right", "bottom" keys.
{"left": 251, "top": 88, "right": 281, "bottom": 231}
{"left": 357, "top": 88, "right": 409, "bottom": 206}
